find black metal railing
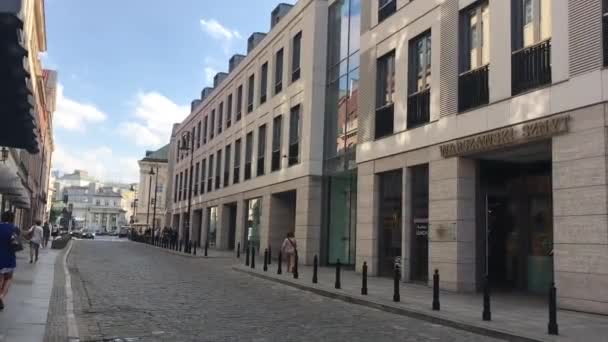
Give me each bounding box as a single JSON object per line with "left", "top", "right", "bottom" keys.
{"left": 374, "top": 103, "right": 394, "bottom": 139}
{"left": 288, "top": 143, "right": 299, "bottom": 166}
{"left": 603, "top": 13, "right": 608, "bottom": 66}
{"left": 512, "top": 39, "right": 551, "bottom": 95}
{"left": 458, "top": 65, "right": 489, "bottom": 112}
{"left": 378, "top": 0, "right": 396, "bottom": 23}
{"left": 407, "top": 89, "right": 430, "bottom": 128}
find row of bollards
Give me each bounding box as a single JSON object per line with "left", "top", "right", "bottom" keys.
{"left": 245, "top": 251, "right": 560, "bottom": 337}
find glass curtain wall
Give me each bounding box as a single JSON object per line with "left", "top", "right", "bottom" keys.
{"left": 207, "top": 206, "right": 218, "bottom": 247}
{"left": 323, "top": 0, "right": 360, "bottom": 266}
{"left": 245, "top": 198, "right": 262, "bottom": 251}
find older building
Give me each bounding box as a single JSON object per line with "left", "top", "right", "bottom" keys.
{"left": 356, "top": 0, "right": 608, "bottom": 315}
{"left": 0, "top": 0, "right": 56, "bottom": 230}
{"left": 170, "top": 0, "right": 327, "bottom": 263}
{"left": 63, "top": 182, "right": 129, "bottom": 232}
{"left": 136, "top": 145, "right": 169, "bottom": 231}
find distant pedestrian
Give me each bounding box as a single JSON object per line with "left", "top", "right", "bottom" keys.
{"left": 42, "top": 222, "right": 50, "bottom": 248}
{"left": 26, "top": 220, "right": 44, "bottom": 263}
{"left": 281, "top": 232, "right": 297, "bottom": 273}
{"left": 51, "top": 224, "right": 59, "bottom": 240}
{"left": 0, "top": 211, "right": 20, "bottom": 311}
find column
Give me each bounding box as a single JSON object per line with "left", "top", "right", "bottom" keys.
{"left": 401, "top": 167, "right": 413, "bottom": 282}
{"left": 356, "top": 161, "right": 378, "bottom": 274}
{"left": 235, "top": 200, "right": 245, "bottom": 251}
{"left": 201, "top": 207, "right": 209, "bottom": 247}
{"left": 429, "top": 157, "right": 476, "bottom": 291}
{"left": 216, "top": 204, "right": 227, "bottom": 249}
{"left": 295, "top": 176, "right": 323, "bottom": 265}
{"left": 259, "top": 193, "right": 271, "bottom": 255}
{"left": 552, "top": 104, "right": 608, "bottom": 315}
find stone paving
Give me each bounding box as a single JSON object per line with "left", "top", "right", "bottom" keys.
{"left": 68, "top": 240, "right": 502, "bottom": 342}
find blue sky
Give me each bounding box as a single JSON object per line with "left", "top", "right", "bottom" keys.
{"left": 46, "top": 0, "right": 294, "bottom": 183}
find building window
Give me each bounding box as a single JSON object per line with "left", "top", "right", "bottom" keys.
{"left": 234, "top": 139, "right": 241, "bottom": 184}
{"left": 604, "top": 0, "right": 608, "bottom": 66}
{"left": 375, "top": 50, "right": 395, "bottom": 139}
{"left": 245, "top": 132, "right": 253, "bottom": 180}
{"left": 227, "top": 94, "right": 233, "bottom": 128}
{"left": 218, "top": 102, "right": 224, "bottom": 134}
{"left": 207, "top": 155, "right": 214, "bottom": 192}
{"left": 184, "top": 169, "right": 189, "bottom": 201}
{"left": 271, "top": 115, "right": 282, "bottom": 172}
{"left": 201, "top": 159, "right": 206, "bottom": 194}
{"left": 196, "top": 121, "right": 201, "bottom": 148}
{"left": 194, "top": 162, "right": 199, "bottom": 196}
{"left": 288, "top": 105, "right": 301, "bottom": 166}
{"left": 275, "top": 48, "right": 284, "bottom": 94}
{"left": 292, "top": 31, "right": 302, "bottom": 82}
{"left": 247, "top": 74, "right": 255, "bottom": 113}
{"left": 203, "top": 116, "right": 208, "bottom": 144}
{"left": 459, "top": 1, "right": 490, "bottom": 112}
{"left": 215, "top": 149, "right": 222, "bottom": 189}
{"left": 260, "top": 62, "right": 268, "bottom": 104}
{"left": 210, "top": 109, "right": 216, "bottom": 139}
{"left": 224, "top": 144, "right": 231, "bottom": 187}
{"left": 236, "top": 85, "right": 243, "bottom": 121}
{"left": 378, "top": 0, "right": 396, "bottom": 23}
{"left": 174, "top": 174, "right": 178, "bottom": 203}
{"left": 511, "top": 0, "right": 552, "bottom": 95}
{"left": 407, "top": 31, "right": 431, "bottom": 128}
{"left": 257, "top": 124, "right": 266, "bottom": 176}
{"left": 178, "top": 172, "right": 183, "bottom": 201}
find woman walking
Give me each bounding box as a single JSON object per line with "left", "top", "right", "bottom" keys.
{"left": 281, "top": 232, "right": 297, "bottom": 273}
{"left": 0, "top": 211, "right": 19, "bottom": 311}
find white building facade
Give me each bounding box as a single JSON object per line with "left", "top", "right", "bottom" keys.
{"left": 136, "top": 145, "right": 169, "bottom": 231}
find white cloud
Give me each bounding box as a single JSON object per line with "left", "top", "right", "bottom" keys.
{"left": 204, "top": 66, "right": 217, "bottom": 85}
{"left": 200, "top": 18, "right": 242, "bottom": 54}
{"left": 54, "top": 84, "right": 107, "bottom": 131}
{"left": 119, "top": 91, "right": 189, "bottom": 148}
{"left": 52, "top": 144, "right": 139, "bottom": 183}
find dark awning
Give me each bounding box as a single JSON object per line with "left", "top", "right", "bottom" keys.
{"left": 0, "top": 0, "right": 40, "bottom": 154}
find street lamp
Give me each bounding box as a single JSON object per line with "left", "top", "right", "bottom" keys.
{"left": 146, "top": 167, "right": 155, "bottom": 243}
{"left": 178, "top": 131, "right": 194, "bottom": 246}
{"left": 150, "top": 166, "right": 159, "bottom": 243}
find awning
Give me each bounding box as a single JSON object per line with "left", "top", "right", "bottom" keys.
{"left": 0, "top": 150, "right": 31, "bottom": 208}
{"left": 0, "top": 0, "right": 39, "bottom": 154}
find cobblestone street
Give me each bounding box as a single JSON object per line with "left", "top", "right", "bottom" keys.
{"left": 67, "top": 240, "right": 501, "bottom": 342}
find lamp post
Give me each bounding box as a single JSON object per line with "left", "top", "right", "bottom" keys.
{"left": 151, "top": 166, "right": 159, "bottom": 242}
{"left": 178, "top": 131, "right": 194, "bottom": 245}
{"left": 146, "top": 168, "right": 154, "bottom": 243}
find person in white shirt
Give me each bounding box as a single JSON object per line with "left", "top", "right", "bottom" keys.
{"left": 27, "top": 220, "right": 44, "bottom": 263}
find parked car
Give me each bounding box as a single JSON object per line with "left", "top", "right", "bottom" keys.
{"left": 80, "top": 229, "right": 95, "bottom": 239}
{"left": 118, "top": 227, "right": 130, "bottom": 238}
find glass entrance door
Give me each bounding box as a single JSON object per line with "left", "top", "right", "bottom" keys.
{"left": 327, "top": 172, "right": 357, "bottom": 265}
{"left": 378, "top": 170, "right": 403, "bottom": 277}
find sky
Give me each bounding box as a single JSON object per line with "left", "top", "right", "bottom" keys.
{"left": 45, "top": 0, "right": 295, "bottom": 183}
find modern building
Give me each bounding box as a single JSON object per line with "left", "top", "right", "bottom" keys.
{"left": 136, "top": 145, "right": 169, "bottom": 231}
{"left": 0, "top": 0, "right": 56, "bottom": 230}
{"left": 166, "top": 0, "right": 608, "bottom": 314}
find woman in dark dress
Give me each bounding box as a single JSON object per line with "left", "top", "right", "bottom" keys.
{"left": 0, "top": 211, "right": 18, "bottom": 311}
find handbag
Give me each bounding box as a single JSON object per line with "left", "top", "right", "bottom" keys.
{"left": 10, "top": 231, "right": 23, "bottom": 253}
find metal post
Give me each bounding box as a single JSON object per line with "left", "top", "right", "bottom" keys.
{"left": 152, "top": 167, "right": 158, "bottom": 244}
{"left": 335, "top": 259, "right": 341, "bottom": 289}
{"left": 193, "top": 241, "right": 197, "bottom": 255}
{"left": 277, "top": 251, "right": 282, "bottom": 275}
{"left": 432, "top": 269, "right": 440, "bottom": 311}
{"left": 145, "top": 174, "right": 152, "bottom": 235}
{"left": 293, "top": 251, "right": 298, "bottom": 279}
{"left": 237, "top": 242, "right": 241, "bottom": 258}
{"left": 393, "top": 265, "right": 400, "bottom": 302}
{"left": 361, "top": 262, "right": 368, "bottom": 295}
{"left": 263, "top": 248, "right": 268, "bottom": 272}
{"left": 251, "top": 245, "right": 255, "bottom": 269}
{"left": 204, "top": 239, "right": 208, "bottom": 257}
{"left": 245, "top": 243, "right": 250, "bottom": 266}
{"left": 483, "top": 275, "right": 491, "bottom": 321}
{"left": 268, "top": 245, "right": 272, "bottom": 265}
{"left": 312, "top": 255, "right": 318, "bottom": 284}
{"left": 548, "top": 282, "right": 558, "bottom": 335}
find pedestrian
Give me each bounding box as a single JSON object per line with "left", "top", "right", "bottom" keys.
{"left": 0, "top": 211, "right": 20, "bottom": 311}
{"left": 26, "top": 220, "right": 44, "bottom": 263}
{"left": 42, "top": 222, "right": 50, "bottom": 248}
{"left": 281, "top": 232, "right": 297, "bottom": 273}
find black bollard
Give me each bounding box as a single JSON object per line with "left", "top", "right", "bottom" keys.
{"left": 361, "top": 262, "right": 368, "bottom": 295}
{"left": 193, "top": 242, "right": 197, "bottom": 255}
{"left": 293, "top": 251, "right": 298, "bottom": 279}
{"left": 432, "top": 269, "right": 440, "bottom": 311}
{"left": 312, "top": 255, "right": 318, "bottom": 284}
{"left": 268, "top": 245, "right": 272, "bottom": 265}
{"left": 482, "top": 275, "right": 491, "bottom": 321}
{"left": 237, "top": 242, "right": 241, "bottom": 258}
{"left": 277, "top": 251, "right": 282, "bottom": 275}
{"left": 393, "top": 265, "right": 400, "bottom": 302}
{"left": 335, "top": 259, "right": 341, "bottom": 289}
{"left": 245, "top": 244, "right": 250, "bottom": 266}
{"left": 548, "top": 282, "right": 558, "bottom": 335}
{"left": 263, "top": 249, "right": 268, "bottom": 272}
{"left": 251, "top": 246, "right": 256, "bottom": 269}
{"left": 204, "top": 240, "right": 209, "bottom": 257}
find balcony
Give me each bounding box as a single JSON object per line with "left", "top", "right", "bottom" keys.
{"left": 378, "top": 0, "right": 396, "bottom": 23}
{"left": 458, "top": 65, "right": 489, "bottom": 112}
{"left": 374, "top": 103, "right": 394, "bottom": 139}
{"left": 512, "top": 40, "right": 551, "bottom": 96}
{"left": 407, "top": 89, "right": 430, "bottom": 129}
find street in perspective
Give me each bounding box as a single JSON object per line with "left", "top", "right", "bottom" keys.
{"left": 2, "top": 0, "right": 608, "bottom": 341}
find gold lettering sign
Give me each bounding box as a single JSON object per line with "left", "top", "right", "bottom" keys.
{"left": 440, "top": 115, "right": 570, "bottom": 158}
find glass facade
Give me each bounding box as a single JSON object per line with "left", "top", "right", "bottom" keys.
{"left": 323, "top": 0, "right": 360, "bottom": 266}
{"left": 245, "top": 197, "right": 262, "bottom": 250}
{"left": 207, "top": 206, "right": 218, "bottom": 248}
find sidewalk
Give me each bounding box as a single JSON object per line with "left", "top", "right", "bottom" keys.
{"left": 233, "top": 259, "right": 608, "bottom": 342}
{"left": 0, "top": 246, "right": 61, "bottom": 342}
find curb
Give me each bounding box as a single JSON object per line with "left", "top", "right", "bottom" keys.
{"left": 132, "top": 240, "right": 234, "bottom": 259}
{"left": 233, "top": 266, "right": 545, "bottom": 342}
{"left": 63, "top": 240, "right": 80, "bottom": 341}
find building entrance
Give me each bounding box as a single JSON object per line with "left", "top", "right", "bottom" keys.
{"left": 478, "top": 143, "right": 553, "bottom": 293}
{"left": 225, "top": 203, "right": 237, "bottom": 250}
{"left": 378, "top": 170, "right": 403, "bottom": 277}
